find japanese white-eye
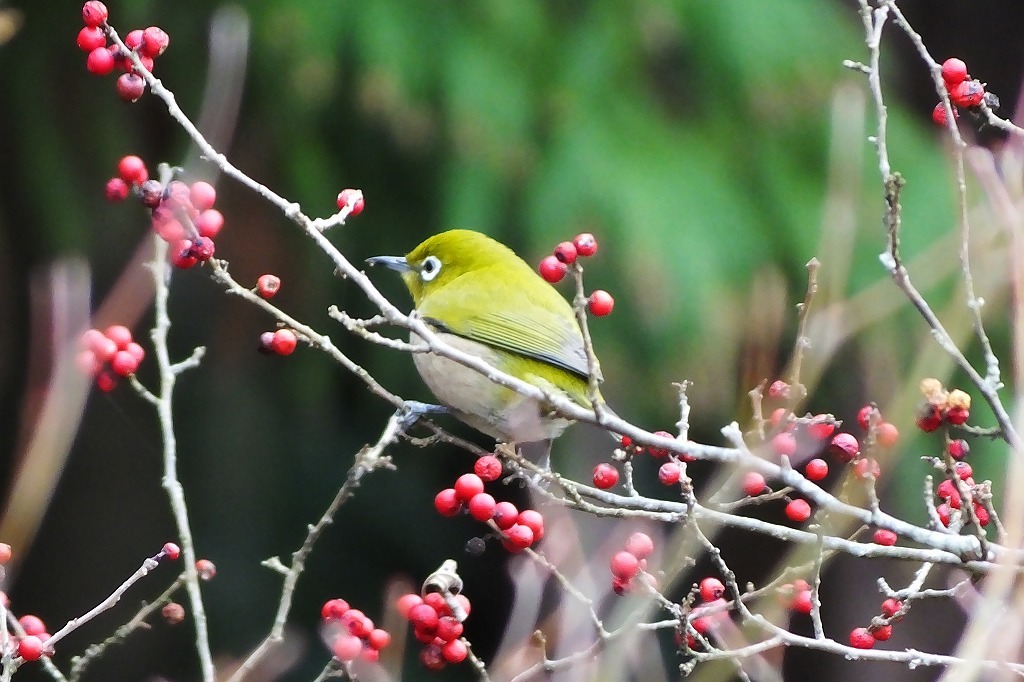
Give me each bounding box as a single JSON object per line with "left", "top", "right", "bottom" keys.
{"left": 367, "top": 229, "right": 599, "bottom": 443}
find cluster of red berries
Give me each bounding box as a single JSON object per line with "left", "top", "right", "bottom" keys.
{"left": 0, "top": 544, "right": 53, "bottom": 663}
{"left": 609, "top": 532, "right": 657, "bottom": 594}
{"left": 106, "top": 155, "right": 224, "bottom": 270}
{"left": 678, "top": 577, "right": 730, "bottom": 649}
{"left": 916, "top": 378, "right": 971, "bottom": 431}
{"left": 935, "top": 459, "right": 987, "bottom": 528}
{"left": 76, "top": 325, "right": 146, "bottom": 392}
{"left": 258, "top": 329, "right": 298, "bottom": 356}
{"left": 396, "top": 591, "right": 472, "bottom": 669}
{"left": 537, "top": 233, "right": 614, "bottom": 316}
{"left": 336, "top": 189, "right": 365, "bottom": 218}
{"left": 740, "top": 390, "right": 904, "bottom": 528}
{"left": 931, "top": 58, "right": 993, "bottom": 127}
{"left": 848, "top": 597, "right": 903, "bottom": 650}
{"left": 77, "top": 2, "right": 169, "bottom": 102}
{"left": 592, "top": 432, "right": 694, "bottom": 490}
{"left": 321, "top": 598, "right": 392, "bottom": 664}
{"left": 434, "top": 456, "right": 545, "bottom": 552}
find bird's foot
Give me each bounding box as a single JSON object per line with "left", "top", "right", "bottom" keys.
{"left": 398, "top": 400, "right": 451, "bottom": 432}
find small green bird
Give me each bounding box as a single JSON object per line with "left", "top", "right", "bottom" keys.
{"left": 367, "top": 229, "right": 599, "bottom": 443}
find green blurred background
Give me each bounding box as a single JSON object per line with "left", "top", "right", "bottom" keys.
{"left": 0, "top": 1, "right": 1021, "bottom": 680}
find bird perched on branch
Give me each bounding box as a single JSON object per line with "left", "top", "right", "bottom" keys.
{"left": 367, "top": 229, "right": 602, "bottom": 444}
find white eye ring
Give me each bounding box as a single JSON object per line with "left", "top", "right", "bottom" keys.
{"left": 420, "top": 255, "right": 442, "bottom": 281}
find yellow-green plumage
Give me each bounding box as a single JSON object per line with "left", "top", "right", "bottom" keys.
{"left": 369, "top": 229, "right": 598, "bottom": 443}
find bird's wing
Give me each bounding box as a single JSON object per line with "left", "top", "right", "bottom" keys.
{"left": 417, "top": 273, "right": 592, "bottom": 380}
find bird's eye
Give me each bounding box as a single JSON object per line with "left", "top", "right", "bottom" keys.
{"left": 419, "top": 255, "right": 442, "bottom": 281}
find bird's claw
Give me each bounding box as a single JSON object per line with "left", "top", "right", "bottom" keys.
{"left": 398, "top": 400, "right": 451, "bottom": 432}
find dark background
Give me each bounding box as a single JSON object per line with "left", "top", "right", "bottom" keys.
{"left": 0, "top": 1, "right": 1021, "bottom": 680}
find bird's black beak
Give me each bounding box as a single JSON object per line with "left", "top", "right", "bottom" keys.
{"left": 365, "top": 255, "right": 412, "bottom": 273}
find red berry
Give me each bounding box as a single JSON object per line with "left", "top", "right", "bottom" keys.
{"left": 849, "top": 627, "right": 875, "bottom": 649}
{"left": 162, "top": 542, "right": 181, "bottom": 560}
{"left": 17, "top": 635, "right": 43, "bottom": 661}
{"left": 337, "top": 188, "right": 365, "bottom": 216}
{"left": 792, "top": 590, "right": 813, "bottom": 615}
{"left": 853, "top": 457, "right": 880, "bottom": 481}
{"left": 932, "top": 102, "right": 957, "bottom": 127}
{"left": 647, "top": 430, "right": 674, "bottom": 457}
{"left": 658, "top": 462, "right": 682, "bottom": 486}
{"left": 76, "top": 350, "right": 102, "bottom": 376}
{"left": 610, "top": 551, "right": 640, "bottom": 580}
{"left": 573, "top": 232, "right": 598, "bottom": 256}
{"left": 196, "top": 209, "right": 224, "bottom": 238}
{"left": 82, "top": 1, "right": 109, "bottom": 27}
{"left": 395, "top": 593, "right": 423, "bottom": 618}
{"left": 857, "top": 405, "right": 879, "bottom": 430}
{"left": 256, "top": 274, "right": 281, "bottom": 298}
{"left": 453, "top": 473, "right": 484, "bottom": 502}
{"left": 936, "top": 479, "right": 961, "bottom": 507}
{"left": 741, "top": 471, "right": 766, "bottom": 496}
{"left": 829, "top": 433, "right": 860, "bottom": 463}
{"left": 785, "top": 499, "right": 812, "bottom": 523}
{"left": 806, "top": 417, "right": 835, "bottom": 441}
{"left": 441, "top": 638, "right": 468, "bottom": 664}
{"left": 592, "top": 463, "right": 619, "bottom": 489}
{"left": 492, "top": 501, "right": 518, "bottom": 529}
{"left": 321, "top": 598, "right": 350, "bottom": 620}
{"left": 974, "top": 502, "right": 990, "bottom": 527}
{"left": 587, "top": 289, "right": 614, "bottom": 316}
{"left": 171, "top": 240, "right": 198, "bottom": 269}
{"left": 435, "top": 615, "right": 464, "bottom": 643}
{"left": 504, "top": 524, "right": 534, "bottom": 550}
{"left": 772, "top": 431, "right": 797, "bottom": 458}
{"left": 131, "top": 54, "right": 155, "bottom": 74}
{"left": 946, "top": 406, "right": 970, "bottom": 425}
{"left": 948, "top": 439, "right": 970, "bottom": 459}
{"left": 954, "top": 461, "right": 972, "bottom": 480}
{"left": 140, "top": 26, "right": 170, "bottom": 58}
{"left": 538, "top": 255, "right": 567, "bottom": 283}
{"left": 104, "top": 324, "right": 132, "bottom": 349}
{"left": 187, "top": 236, "right": 214, "bottom": 262}
{"left": 699, "top": 577, "right": 725, "bottom": 602}
{"left": 105, "top": 177, "right": 129, "bottom": 201}
{"left": 423, "top": 592, "right": 448, "bottom": 615}
{"left": 195, "top": 558, "right": 216, "bottom": 580}
{"left": 768, "top": 407, "right": 788, "bottom": 429}
{"left": 419, "top": 644, "right": 446, "bottom": 670}
{"left": 881, "top": 598, "right": 902, "bottom": 618}
{"left": 873, "top": 529, "right": 897, "bottom": 546}
{"left": 117, "top": 155, "right": 148, "bottom": 185}
{"left": 941, "top": 58, "right": 969, "bottom": 86}
{"left": 454, "top": 594, "right": 471, "bottom": 618}
{"left": 516, "top": 509, "right": 545, "bottom": 541}
{"left": 116, "top": 72, "right": 146, "bottom": 102}
{"left": 190, "top": 181, "right": 217, "bottom": 211}
{"left": 270, "top": 329, "right": 297, "bottom": 355}
{"left": 433, "top": 488, "right": 461, "bottom": 517}
{"left": 951, "top": 80, "right": 985, "bottom": 108}
{"left": 873, "top": 625, "right": 893, "bottom": 641}
{"left": 368, "top": 628, "right": 391, "bottom": 650}
{"left": 876, "top": 422, "right": 899, "bottom": 447}
{"left": 467, "top": 492, "right": 496, "bottom": 521}
{"left": 553, "top": 241, "right": 577, "bottom": 265}
{"left": 936, "top": 502, "right": 952, "bottom": 527}
{"left": 77, "top": 25, "right": 106, "bottom": 52}
{"left": 767, "top": 380, "right": 790, "bottom": 399}
{"left": 473, "top": 454, "right": 502, "bottom": 482}
{"left": 340, "top": 609, "right": 371, "bottom": 637}
{"left": 804, "top": 458, "right": 828, "bottom": 482}
{"left": 125, "top": 29, "right": 144, "bottom": 50}
{"left": 18, "top": 615, "right": 45, "bottom": 636}
{"left": 0, "top": 543, "right": 12, "bottom": 564}
{"left": 332, "top": 634, "right": 363, "bottom": 661}
{"left": 625, "top": 532, "right": 654, "bottom": 560}
{"left": 110, "top": 350, "right": 139, "bottom": 377}
{"left": 408, "top": 603, "right": 439, "bottom": 632}
{"left": 95, "top": 371, "right": 118, "bottom": 392}
{"left": 86, "top": 46, "right": 115, "bottom": 75}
